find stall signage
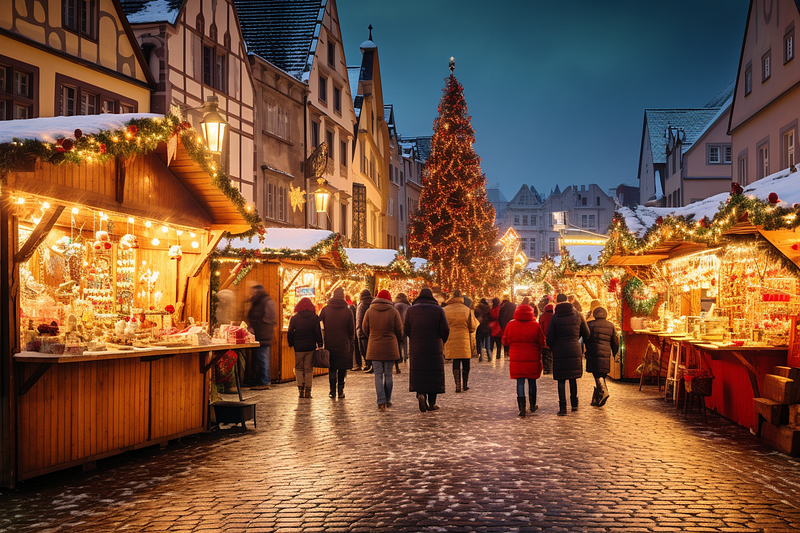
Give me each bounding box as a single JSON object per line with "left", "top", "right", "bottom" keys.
{"left": 296, "top": 286, "right": 315, "bottom": 298}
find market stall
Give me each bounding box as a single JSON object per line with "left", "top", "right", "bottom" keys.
{"left": 216, "top": 228, "right": 346, "bottom": 382}
{"left": 343, "top": 248, "right": 430, "bottom": 300}
{"left": 0, "top": 114, "right": 261, "bottom": 484}
{"left": 606, "top": 169, "right": 800, "bottom": 440}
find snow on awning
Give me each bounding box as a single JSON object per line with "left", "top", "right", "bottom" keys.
{"left": 564, "top": 245, "right": 605, "bottom": 266}
{"left": 410, "top": 257, "right": 428, "bottom": 270}
{"left": 0, "top": 114, "right": 162, "bottom": 144}
{"left": 344, "top": 248, "right": 398, "bottom": 267}
{"left": 225, "top": 228, "right": 334, "bottom": 251}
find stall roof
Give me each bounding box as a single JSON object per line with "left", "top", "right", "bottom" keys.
{"left": 410, "top": 257, "right": 428, "bottom": 270}
{"left": 344, "top": 247, "right": 398, "bottom": 267}
{"left": 561, "top": 245, "right": 605, "bottom": 266}
{"left": 0, "top": 114, "right": 162, "bottom": 143}
{"left": 225, "top": 228, "right": 333, "bottom": 251}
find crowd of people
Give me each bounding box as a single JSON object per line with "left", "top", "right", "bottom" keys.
{"left": 246, "top": 285, "right": 619, "bottom": 416}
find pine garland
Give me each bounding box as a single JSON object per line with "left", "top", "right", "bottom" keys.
{"left": 622, "top": 276, "right": 659, "bottom": 316}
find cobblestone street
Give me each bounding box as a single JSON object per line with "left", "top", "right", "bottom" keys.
{"left": 2, "top": 358, "right": 800, "bottom": 532}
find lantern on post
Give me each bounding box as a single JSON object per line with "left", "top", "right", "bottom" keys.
{"left": 200, "top": 96, "right": 228, "bottom": 154}
{"left": 314, "top": 178, "right": 330, "bottom": 213}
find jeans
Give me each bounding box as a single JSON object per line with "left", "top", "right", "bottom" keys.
{"left": 373, "top": 360, "right": 394, "bottom": 405}
{"left": 294, "top": 350, "right": 314, "bottom": 388}
{"left": 329, "top": 368, "right": 347, "bottom": 392}
{"left": 477, "top": 332, "right": 492, "bottom": 358}
{"left": 557, "top": 379, "right": 579, "bottom": 407}
{"left": 255, "top": 345, "right": 271, "bottom": 386}
{"left": 491, "top": 336, "right": 502, "bottom": 359}
{"left": 516, "top": 377, "right": 536, "bottom": 397}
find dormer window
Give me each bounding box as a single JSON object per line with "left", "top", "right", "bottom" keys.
{"left": 63, "top": 0, "right": 97, "bottom": 39}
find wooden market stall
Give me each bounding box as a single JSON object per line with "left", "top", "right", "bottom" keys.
{"left": 216, "top": 229, "right": 346, "bottom": 383}
{"left": 343, "top": 247, "right": 429, "bottom": 300}
{"left": 0, "top": 114, "right": 261, "bottom": 485}
{"left": 607, "top": 171, "right": 800, "bottom": 452}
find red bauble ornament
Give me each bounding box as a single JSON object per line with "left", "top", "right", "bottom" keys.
{"left": 149, "top": 305, "right": 155, "bottom": 310}
{"left": 99, "top": 143, "right": 107, "bottom": 154}
{"left": 656, "top": 216, "right": 663, "bottom": 225}
{"left": 768, "top": 192, "right": 779, "bottom": 204}
{"left": 731, "top": 183, "right": 743, "bottom": 196}
{"left": 74, "top": 129, "right": 83, "bottom": 139}
{"left": 165, "top": 304, "right": 175, "bottom": 314}
{"left": 793, "top": 244, "right": 799, "bottom": 251}
{"left": 61, "top": 139, "right": 74, "bottom": 151}
{"left": 128, "top": 125, "right": 138, "bottom": 135}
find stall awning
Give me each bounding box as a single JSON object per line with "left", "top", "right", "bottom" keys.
{"left": 606, "top": 241, "right": 707, "bottom": 266}
{"left": 222, "top": 229, "right": 343, "bottom": 269}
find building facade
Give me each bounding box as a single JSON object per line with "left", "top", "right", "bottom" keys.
{"left": 121, "top": 0, "right": 257, "bottom": 205}
{"left": 729, "top": 0, "right": 800, "bottom": 187}
{"left": 1, "top": 0, "right": 153, "bottom": 119}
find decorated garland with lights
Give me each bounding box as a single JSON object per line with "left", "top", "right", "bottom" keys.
{"left": 407, "top": 64, "right": 506, "bottom": 293}
{"left": 622, "top": 276, "right": 659, "bottom": 316}
{"left": 0, "top": 114, "right": 262, "bottom": 236}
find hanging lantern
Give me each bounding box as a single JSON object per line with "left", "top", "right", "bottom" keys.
{"left": 200, "top": 96, "right": 228, "bottom": 154}
{"left": 314, "top": 178, "right": 330, "bottom": 213}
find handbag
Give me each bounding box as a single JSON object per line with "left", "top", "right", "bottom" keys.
{"left": 312, "top": 348, "right": 330, "bottom": 368}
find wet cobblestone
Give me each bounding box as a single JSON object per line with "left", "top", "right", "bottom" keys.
{"left": 2, "top": 358, "right": 800, "bottom": 532}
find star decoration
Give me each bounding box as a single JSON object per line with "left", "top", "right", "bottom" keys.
{"left": 289, "top": 186, "right": 307, "bottom": 213}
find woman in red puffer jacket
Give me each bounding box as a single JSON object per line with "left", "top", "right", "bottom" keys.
{"left": 502, "top": 304, "right": 545, "bottom": 417}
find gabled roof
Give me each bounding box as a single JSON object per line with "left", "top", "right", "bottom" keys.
{"left": 509, "top": 184, "right": 544, "bottom": 207}
{"left": 234, "top": 0, "right": 326, "bottom": 82}
{"left": 643, "top": 108, "right": 722, "bottom": 163}
{"left": 704, "top": 80, "right": 735, "bottom": 108}
{"left": 120, "top": 0, "right": 183, "bottom": 24}
{"left": 486, "top": 185, "right": 509, "bottom": 205}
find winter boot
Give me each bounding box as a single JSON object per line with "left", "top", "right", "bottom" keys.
{"left": 557, "top": 402, "right": 567, "bottom": 416}
{"left": 463, "top": 370, "right": 470, "bottom": 392}
{"left": 298, "top": 386, "right": 304, "bottom": 398}
{"left": 590, "top": 387, "right": 600, "bottom": 407}
{"left": 329, "top": 387, "right": 336, "bottom": 399}
{"left": 571, "top": 396, "right": 578, "bottom": 412}
{"left": 453, "top": 368, "right": 462, "bottom": 393}
{"left": 598, "top": 381, "right": 610, "bottom": 407}
{"left": 530, "top": 389, "right": 538, "bottom": 413}
{"left": 517, "top": 397, "right": 527, "bottom": 417}
{"left": 305, "top": 387, "right": 312, "bottom": 399}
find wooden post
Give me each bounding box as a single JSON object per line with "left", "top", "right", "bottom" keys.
{"left": 0, "top": 183, "right": 17, "bottom": 487}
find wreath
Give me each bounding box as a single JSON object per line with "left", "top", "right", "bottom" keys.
{"left": 622, "top": 276, "right": 659, "bottom": 316}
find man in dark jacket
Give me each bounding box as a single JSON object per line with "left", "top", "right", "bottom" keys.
{"left": 474, "top": 298, "right": 492, "bottom": 362}
{"left": 393, "top": 293, "right": 411, "bottom": 369}
{"left": 498, "top": 295, "right": 517, "bottom": 358}
{"left": 320, "top": 288, "right": 355, "bottom": 399}
{"left": 247, "top": 284, "right": 277, "bottom": 390}
{"left": 546, "top": 293, "right": 590, "bottom": 415}
{"left": 356, "top": 289, "right": 373, "bottom": 373}
{"left": 405, "top": 288, "right": 450, "bottom": 412}
{"left": 585, "top": 306, "right": 619, "bottom": 407}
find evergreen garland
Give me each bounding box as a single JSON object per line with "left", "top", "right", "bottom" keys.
{"left": 622, "top": 276, "right": 659, "bottom": 316}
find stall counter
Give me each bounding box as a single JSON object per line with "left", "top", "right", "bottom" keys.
{"left": 13, "top": 342, "right": 259, "bottom": 480}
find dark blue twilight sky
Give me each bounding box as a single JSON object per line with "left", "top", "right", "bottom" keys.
{"left": 337, "top": 0, "right": 750, "bottom": 200}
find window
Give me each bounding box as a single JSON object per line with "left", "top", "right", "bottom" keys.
{"left": 61, "top": 85, "right": 77, "bottom": 116}
{"left": 326, "top": 130, "right": 335, "bottom": 161}
{"left": 388, "top": 198, "right": 395, "bottom": 217}
{"left": 708, "top": 146, "right": 720, "bottom": 164}
{"left": 215, "top": 53, "right": 226, "bottom": 91}
{"left": 724, "top": 145, "right": 732, "bottom": 163}
{"left": 400, "top": 171, "right": 404, "bottom": 186}
{"left": 531, "top": 215, "right": 536, "bottom": 226}
{"left": 360, "top": 140, "right": 366, "bottom": 173}
{"left": 581, "top": 214, "right": 596, "bottom": 229}
{"left": 785, "top": 129, "right": 796, "bottom": 168}
{"left": 319, "top": 75, "right": 327, "bottom": 103}
{"left": 758, "top": 143, "right": 770, "bottom": 179}
{"left": 738, "top": 155, "right": 748, "bottom": 185}
{"left": 341, "top": 203, "right": 348, "bottom": 236}
{"left": 786, "top": 28, "right": 795, "bottom": 63}
{"left": 278, "top": 186, "right": 285, "bottom": 222}
{"left": 202, "top": 45, "right": 225, "bottom": 90}
{"left": 265, "top": 100, "right": 290, "bottom": 140}
{"left": 400, "top": 204, "right": 404, "bottom": 222}
{"left": 63, "top": 0, "right": 97, "bottom": 38}
{"left": 520, "top": 237, "right": 527, "bottom": 251}
{"left": 203, "top": 46, "right": 213, "bottom": 86}
{"left": 596, "top": 196, "right": 600, "bottom": 206}
{"left": 745, "top": 64, "right": 752, "bottom": 95}
{"left": 311, "top": 120, "right": 320, "bottom": 148}
{"left": 514, "top": 215, "right": 520, "bottom": 225}
{"left": 340, "top": 140, "right": 348, "bottom": 167}
{"left": 549, "top": 237, "right": 557, "bottom": 254}
{"left": 522, "top": 215, "right": 528, "bottom": 225}
{"left": 333, "top": 86, "right": 341, "bottom": 113}
{"left": 763, "top": 50, "right": 771, "bottom": 82}
{"left": 529, "top": 238, "right": 536, "bottom": 257}
{"left": 0, "top": 58, "right": 37, "bottom": 120}
{"left": 327, "top": 41, "right": 335, "bottom": 68}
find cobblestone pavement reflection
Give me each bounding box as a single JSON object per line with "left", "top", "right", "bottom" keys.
{"left": 2, "top": 358, "right": 800, "bottom": 532}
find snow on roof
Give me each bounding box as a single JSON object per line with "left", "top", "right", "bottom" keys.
{"left": 410, "top": 257, "right": 428, "bottom": 270}
{"left": 344, "top": 247, "right": 397, "bottom": 267}
{"left": 0, "top": 114, "right": 162, "bottom": 144}
{"left": 526, "top": 261, "right": 542, "bottom": 271}
{"left": 225, "top": 228, "right": 333, "bottom": 252}
{"left": 619, "top": 166, "right": 800, "bottom": 238}
{"left": 360, "top": 39, "right": 377, "bottom": 50}
{"left": 564, "top": 245, "right": 605, "bottom": 266}
{"left": 122, "top": 0, "right": 182, "bottom": 24}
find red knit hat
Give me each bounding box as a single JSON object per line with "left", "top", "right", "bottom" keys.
{"left": 377, "top": 289, "right": 391, "bottom": 300}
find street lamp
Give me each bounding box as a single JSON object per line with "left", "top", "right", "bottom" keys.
{"left": 314, "top": 178, "right": 330, "bottom": 213}
{"left": 200, "top": 96, "right": 228, "bottom": 154}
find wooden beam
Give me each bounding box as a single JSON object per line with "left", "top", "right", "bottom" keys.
{"left": 218, "top": 268, "right": 240, "bottom": 292}
{"left": 282, "top": 267, "right": 305, "bottom": 293}
{"left": 187, "top": 230, "right": 224, "bottom": 279}
{"left": 13, "top": 205, "right": 65, "bottom": 264}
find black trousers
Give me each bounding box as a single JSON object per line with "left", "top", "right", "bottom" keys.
{"left": 452, "top": 359, "right": 471, "bottom": 372}
{"left": 491, "top": 336, "right": 502, "bottom": 359}
{"left": 557, "top": 379, "right": 578, "bottom": 406}
{"left": 329, "top": 368, "right": 346, "bottom": 390}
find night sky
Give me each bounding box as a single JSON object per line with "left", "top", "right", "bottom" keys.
{"left": 337, "top": 0, "right": 750, "bottom": 200}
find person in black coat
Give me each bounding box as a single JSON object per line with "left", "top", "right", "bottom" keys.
{"left": 356, "top": 289, "right": 373, "bottom": 373}
{"left": 320, "top": 288, "right": 355, "bottom": 399}
{"left": 585, "top": 306, "right": 619, "bottom": 407}
{"left": 247, "top": 285, "right": 277, "bottom": 390}
{"left": 474, "top": 298, "right": 492, "bottom": 361}
{"left": 405, "top": 288, "right": 450, "bottom": 412}
{"left": 546, "top": 293, "right": 590, "bottom": 415}
{"left": 287, "top": 297, "right": 323, "bottom": 398}
{"left": 498, "top": 295, "right": 516, "bottom": 358}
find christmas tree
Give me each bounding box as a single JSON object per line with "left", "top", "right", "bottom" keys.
{"left": 408, "top": 59, "right": 505, "bottom": 294}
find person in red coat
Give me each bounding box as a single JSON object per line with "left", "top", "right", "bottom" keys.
{"left": 502, "top": 304, "right": 546, "bottom": 417}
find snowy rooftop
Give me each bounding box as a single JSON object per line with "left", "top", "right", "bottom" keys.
{"left": 344, "top": 248, "right": 398, "bottom": 267}
{"left": 618, "top": 166, "right": 800, "bottom": 238}
{"left": 410, "top": 257, "right": 428, "bottom": 270}
{"left": 224, "top": 229, "right": 334, "bottom": 252}
{"left": 120, "top": 0, "right": 182, "bottom": 24}
{"left": 563, "top": 245, "right": 605, "bottom": 266}
{"left": 0, "top": 114, "right": 162, "bottom": 144}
